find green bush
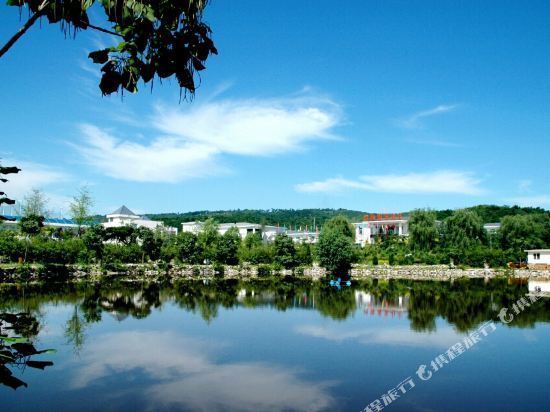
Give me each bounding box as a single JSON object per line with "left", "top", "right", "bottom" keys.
{"left": 102, "top": 243, "right": 142, "bottom": 265}
{"left": 257, "top": 264, "right": 273, "bottom": 277}
{"left": 212, "top": 262, "right": 225, "bottom": 278}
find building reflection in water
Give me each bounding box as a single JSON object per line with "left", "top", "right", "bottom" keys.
{"left": 355, "top": 291, "right": 408, "bottom": 319}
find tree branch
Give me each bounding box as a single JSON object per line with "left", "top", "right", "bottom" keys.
{"left": 85, "top": 23, "right": 124, "bottom": 38}
{"left": 0, "top": 0, "right": 50, "bottom": 59}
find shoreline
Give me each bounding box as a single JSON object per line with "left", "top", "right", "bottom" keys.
{"left": 1, "top": 263, "right": 549, "bottom": 284}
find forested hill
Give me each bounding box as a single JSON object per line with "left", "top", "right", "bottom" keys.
{"left": 149, "top": 209, "right": 366, "bottom": 229}
{"left": 148, "top": 205, "right": 548, "bottom": 230}
{"left": 434, "top": 205, "right": 548, "bottom": 223}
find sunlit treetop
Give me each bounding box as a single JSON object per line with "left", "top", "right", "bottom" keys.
{"left": 2, "top": 0, "right": 217, "bottom": 97}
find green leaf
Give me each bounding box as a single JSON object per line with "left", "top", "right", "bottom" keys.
{"left": 82, "top": 0, "right": 94, "bottom": 10}
{"left": 0, "top": 336, "right": 27, "bottom": 344}
{"left": 88, "top": 49, "right": 110, "bottom": 64}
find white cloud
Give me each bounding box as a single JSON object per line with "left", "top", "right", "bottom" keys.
{"left": 0, "top": 159, "right": 71, "bottom": 212}
{"left": 74, "top": 93, "right": 342, "bottom": 183}
{"left": 295, "top": 170, "right": 484, "bottom": 195}
{"left": 398, "top": 104, "right": 458, "bottom": 129}
{"left": 70, "top": 330, "right": 335, "bottom": 412}
{"left": 295, "top": 324, "right": 464, "bottom": 348}
{"left": 507, "top": 195, "right": 550, "bottom": 208}
{"left": 74, "top": 124, "right": 222, "bottom": 183}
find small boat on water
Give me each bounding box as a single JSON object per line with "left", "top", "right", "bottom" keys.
{"left": 528, "top": 280, "right": 550, "bottom": 297}
{"left": 329, "top": 277, "right": 351, "bottom": 288}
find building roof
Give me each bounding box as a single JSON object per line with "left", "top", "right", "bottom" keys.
{"left": 525, "top": 249, "right": 550, "bottom": 253}
{"left": 109, "top": 205, "right": 136, "bottom": 216}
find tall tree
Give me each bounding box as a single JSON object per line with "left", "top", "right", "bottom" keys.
{"left": 177, "top": 231, "right": 202, "bottom": 264}
{"left": 273, "top": 234, "right": 298, "bottom": 269}
{"left": 22, "top": 188, "right": 48, "bottom": 218}
{"left": 139, "top": 228, "right": 162, "bottom": 261}
{"left": 408, "top": 209, "right": 438, "bottom": 251}
{"left": 322, "top": 215, "right": 354, "bottom": 239}
{"left": 317, "top": 216, "right": 356, "bottom": 274}
{"left": 1, "top": 0, "right": 217, "bottom": 96}
{"left": 444, "top": 209, "right": 486, "bottom": 251}
{"left": 69, "top": 186, "right": 94, "bottom": 231}
{"left": 82, "top": 225, "right": 106, "bottom": 262}
{"left": 500, "top": 214, "right": 545, "bottom": 256}
{"left": 197, "top": 218, "right": 219, "bottom": 263}
{"left": 215, "top": 227, "right": 240, "bottom": 265}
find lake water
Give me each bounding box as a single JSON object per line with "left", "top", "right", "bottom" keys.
{"left": 1, "top": 278, "right": 549, "bottom": 412}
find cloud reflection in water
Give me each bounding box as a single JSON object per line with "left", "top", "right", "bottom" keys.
{"left": 70, "top": 330, "right": 335, "bottom": 412}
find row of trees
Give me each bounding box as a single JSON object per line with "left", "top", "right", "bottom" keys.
{"left": 404, "top": 208, "right": 549, "bottom": 265}
{"left": 0, "top": 219, "right": 320, "bottom": 269}
{"left": 150, "top": 205, "right": 548, "bottom": 233}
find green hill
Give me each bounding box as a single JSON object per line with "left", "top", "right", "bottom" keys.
{"left": 149, "top": 205, "right": 548, "bottom": 230}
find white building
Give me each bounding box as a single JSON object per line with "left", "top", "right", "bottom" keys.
{"left": 287, "top": 230, "right": 319, "bottom": 244}
{"left": 353, "top": 213, "right": 409, "bottom": 246}
{"left": 181, "top": 221, "right": 285, "bottom": 242}
{"left": 525, "top": 249, "right": 550, "bottom": 269}
{"left": 483, "top": 223, "right": 501, "bottom": 233}
{"left": 103, "top": 206, "right": 177, "bottom": 235}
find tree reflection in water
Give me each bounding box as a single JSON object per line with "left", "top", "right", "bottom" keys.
{"left": 1, "top": 277, "right": 550, "bottom": 357}
{"left": 0, "top": 312, "right": 55, "bottom": 390}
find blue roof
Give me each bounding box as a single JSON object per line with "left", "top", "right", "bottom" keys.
{"left": 0, "top": 215, "right": 80, "bottom": 225}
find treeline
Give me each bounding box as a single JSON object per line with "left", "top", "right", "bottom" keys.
{"left": 0, "top": 208, "right": 548, "bottom": 272}
{"left": 149, "top": 208, "right": 366, "bottom": 230}
{"left": 148, "top": 205, "right": 548, "bottom": 230}
{"left": 434, "top": 205, "right": 548, "bottom": 224}
{"left": 370, "top": 208, "right": 550, "bottom": 267}
{"left": 0, "top": 221, "right": 316, "bottom": 271}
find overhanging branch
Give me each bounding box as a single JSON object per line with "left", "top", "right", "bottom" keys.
{"left": 0, "top": 0, "right": 50, "bottom": 59}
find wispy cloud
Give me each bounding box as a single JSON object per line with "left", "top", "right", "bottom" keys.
{"left": 295, "top": 170, "right": 484, "bottom": 195}
{"left": 295, "top": 324, "right": 464, "bottom": 348}
{"left": 74, "top": 125, "right": 223, "bottom": 183}
{"left": 0, "top": 159, "right": 71, "bottom": 211}
{"left": 506, "top": 195, "right": 550, "bottom": 208}
{"left": 73, "top": 93, "right": 343, "bottom": 183}
{"left": 71, "top": 330, "right": 335, "bottom": 411}
{"left": 397, "top": 104, "right": 458, "bottom": 129}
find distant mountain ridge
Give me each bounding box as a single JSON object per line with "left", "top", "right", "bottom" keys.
{"left": 148, "top": 205, "right": 549, "bottom": 230}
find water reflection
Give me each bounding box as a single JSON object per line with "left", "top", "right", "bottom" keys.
{"left": 0, "top": 312, "right": 55, "bottom": 389}
{"left": 70, "top": 330, "right": 335, "bottom": 411}
{"left": 1, "top": 278, "right": 550, "bottom": 411}
{"left": 2, "top": 278, "right": 549, "bottom": 338}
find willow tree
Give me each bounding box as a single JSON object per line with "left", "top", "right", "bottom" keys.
{"left": 444, "top": 209, "right": 486, "bottom": 251}
{"left": 1, "top": 0, "right": 217, "bottom": 96}
{"left": 408, "top": 209, "right": 438, "bottom": 251}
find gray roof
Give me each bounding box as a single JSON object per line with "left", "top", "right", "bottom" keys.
{"left": 110, "top": 205, "right": 136, "bottom": 216}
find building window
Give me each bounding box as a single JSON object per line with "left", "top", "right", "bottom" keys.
{"left": 533, "top": 253, "right": 540, "bottom": 260}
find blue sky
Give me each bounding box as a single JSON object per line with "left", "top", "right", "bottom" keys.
{"left": 1, "top": 0, "right": 549, "bottom": 216}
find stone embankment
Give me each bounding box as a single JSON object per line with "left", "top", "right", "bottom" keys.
{"left": 1, "top": 263, "right": 549, "bottom": 283}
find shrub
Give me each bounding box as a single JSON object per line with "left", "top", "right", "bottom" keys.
{"left": 257, "top": 264, "right": 273, "bottom": 277}
{"left": 212, "top": 262, "right": 225, "bottom": 278}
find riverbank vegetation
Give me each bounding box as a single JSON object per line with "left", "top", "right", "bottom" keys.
{"left": 1, "top": 207, "right": 549, "bottom": 272}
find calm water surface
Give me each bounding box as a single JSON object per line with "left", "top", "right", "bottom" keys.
{"left": 1, "top": 278, "right": 549, "bottom": 412}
